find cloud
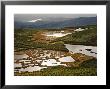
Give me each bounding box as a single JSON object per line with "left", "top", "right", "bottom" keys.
{"left": 28, "top": 19, "right": 42, "bottom": 22}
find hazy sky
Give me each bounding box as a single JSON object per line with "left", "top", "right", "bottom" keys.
{"left": 14, "top": 14, "right": 97, "bottom": 22}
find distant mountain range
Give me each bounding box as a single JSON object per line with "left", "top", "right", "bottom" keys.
{"left": 14, "top": 17, "right": 97, "bottom": 29}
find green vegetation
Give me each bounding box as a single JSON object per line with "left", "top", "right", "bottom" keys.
{"left": 14, "top": 29, "right": 68, "bottom": 52}
{"left": 14, "top": 25, "right": 97, "bottom": 76}
{"left": 14, "top": 55, "right": 97, "bottom": 76}
{"left": 15, "top": 67, "right": 96, "bottom": 76}
{"left": 80, "top": 58, "right": 97, "bottom": 68}
{"left": 14, "top": 25, "right": 97, "bottom": 52}
{"left": 53, "top": 25, "right": 97, "bottom": 46}
{"left": 63, "top": 53, "right": 96, "bottom": 67}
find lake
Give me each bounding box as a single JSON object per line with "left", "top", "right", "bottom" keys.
{"left": 65, "top": 44, "right": 97, "bottom": 58}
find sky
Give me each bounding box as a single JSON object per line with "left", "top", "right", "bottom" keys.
{"left": 14, "top": 14, "right": 97, "bottom": 22}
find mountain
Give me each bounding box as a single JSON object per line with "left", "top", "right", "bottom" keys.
{"left": 14, "top": 17, "right": 97, "bottom": 29}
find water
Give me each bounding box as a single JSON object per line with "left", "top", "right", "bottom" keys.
{"left": 14, "top": 63, "right": 22, "bottom": 67}
{"left": 18, "top": 66, "right": 47, "bottom": 72}
{"left": 45, "top": 32, "right": 71, "bottom": 37}
{"left": 41, "top": 59, "right": 67, "bottom": 66}
{"left": 14, "top": 44, "right": 97, "bottom": 73}
{"left": 14, "top": 50, "right": 74, "bottom": 73}
{"left": 14, "top": 54, "right": 29, "bottom": 60}
{"left": 65, "top": 44, "right": 97, "bottom": 58}
{"left": 59, "top": 56, "right": 75, "bottom": 62}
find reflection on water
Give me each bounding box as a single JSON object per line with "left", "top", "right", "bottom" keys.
{"left": 14, "top": 44, "right": 97, "bottom": 73}
{"left": 14, "top": 54, "right": 29, "bottom": 60}
{"left": 14, "top": 49, "right": 74, "bottom": 73}
{"left": 65, "top": 44, "right": 97, "bottom": 58}
{"left": 46, "top": 32, "right": 72, "bottom": 37}
{"left": 59, "top": 56, "right": 75, "bottom": 62}
{"left": 18, "top": 66, "right": 47, "bottom": 72}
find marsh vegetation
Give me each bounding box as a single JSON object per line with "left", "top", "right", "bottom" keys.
{"left": 14, "top": 25, "right": 97, "bottom": 76}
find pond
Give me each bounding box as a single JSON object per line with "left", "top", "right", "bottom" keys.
{"left": 14, "top": 49, "right": 75, "bottom": 73}
{"left": 44, "top": 32, "right": 72, "bottom": 37}
{"left": 14, "top": 54, "right": 29, "bottom": 60}
{"left": 14, "top": 44, "right": 97, "bottom": 73}
{"left": 65, "top": 44, "right": 97, "bottom": 58}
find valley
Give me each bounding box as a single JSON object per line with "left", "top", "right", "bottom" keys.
{"left": 14, "top": 25, "right": 97, "bottom": 76}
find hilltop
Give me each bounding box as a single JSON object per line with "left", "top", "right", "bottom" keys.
{"left": 14, "top": 17, "right": 97, "bottom": 29}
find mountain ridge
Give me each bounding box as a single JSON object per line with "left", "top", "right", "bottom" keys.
{"left": 14, "top": 17, "right": 97, "bottom": 29}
